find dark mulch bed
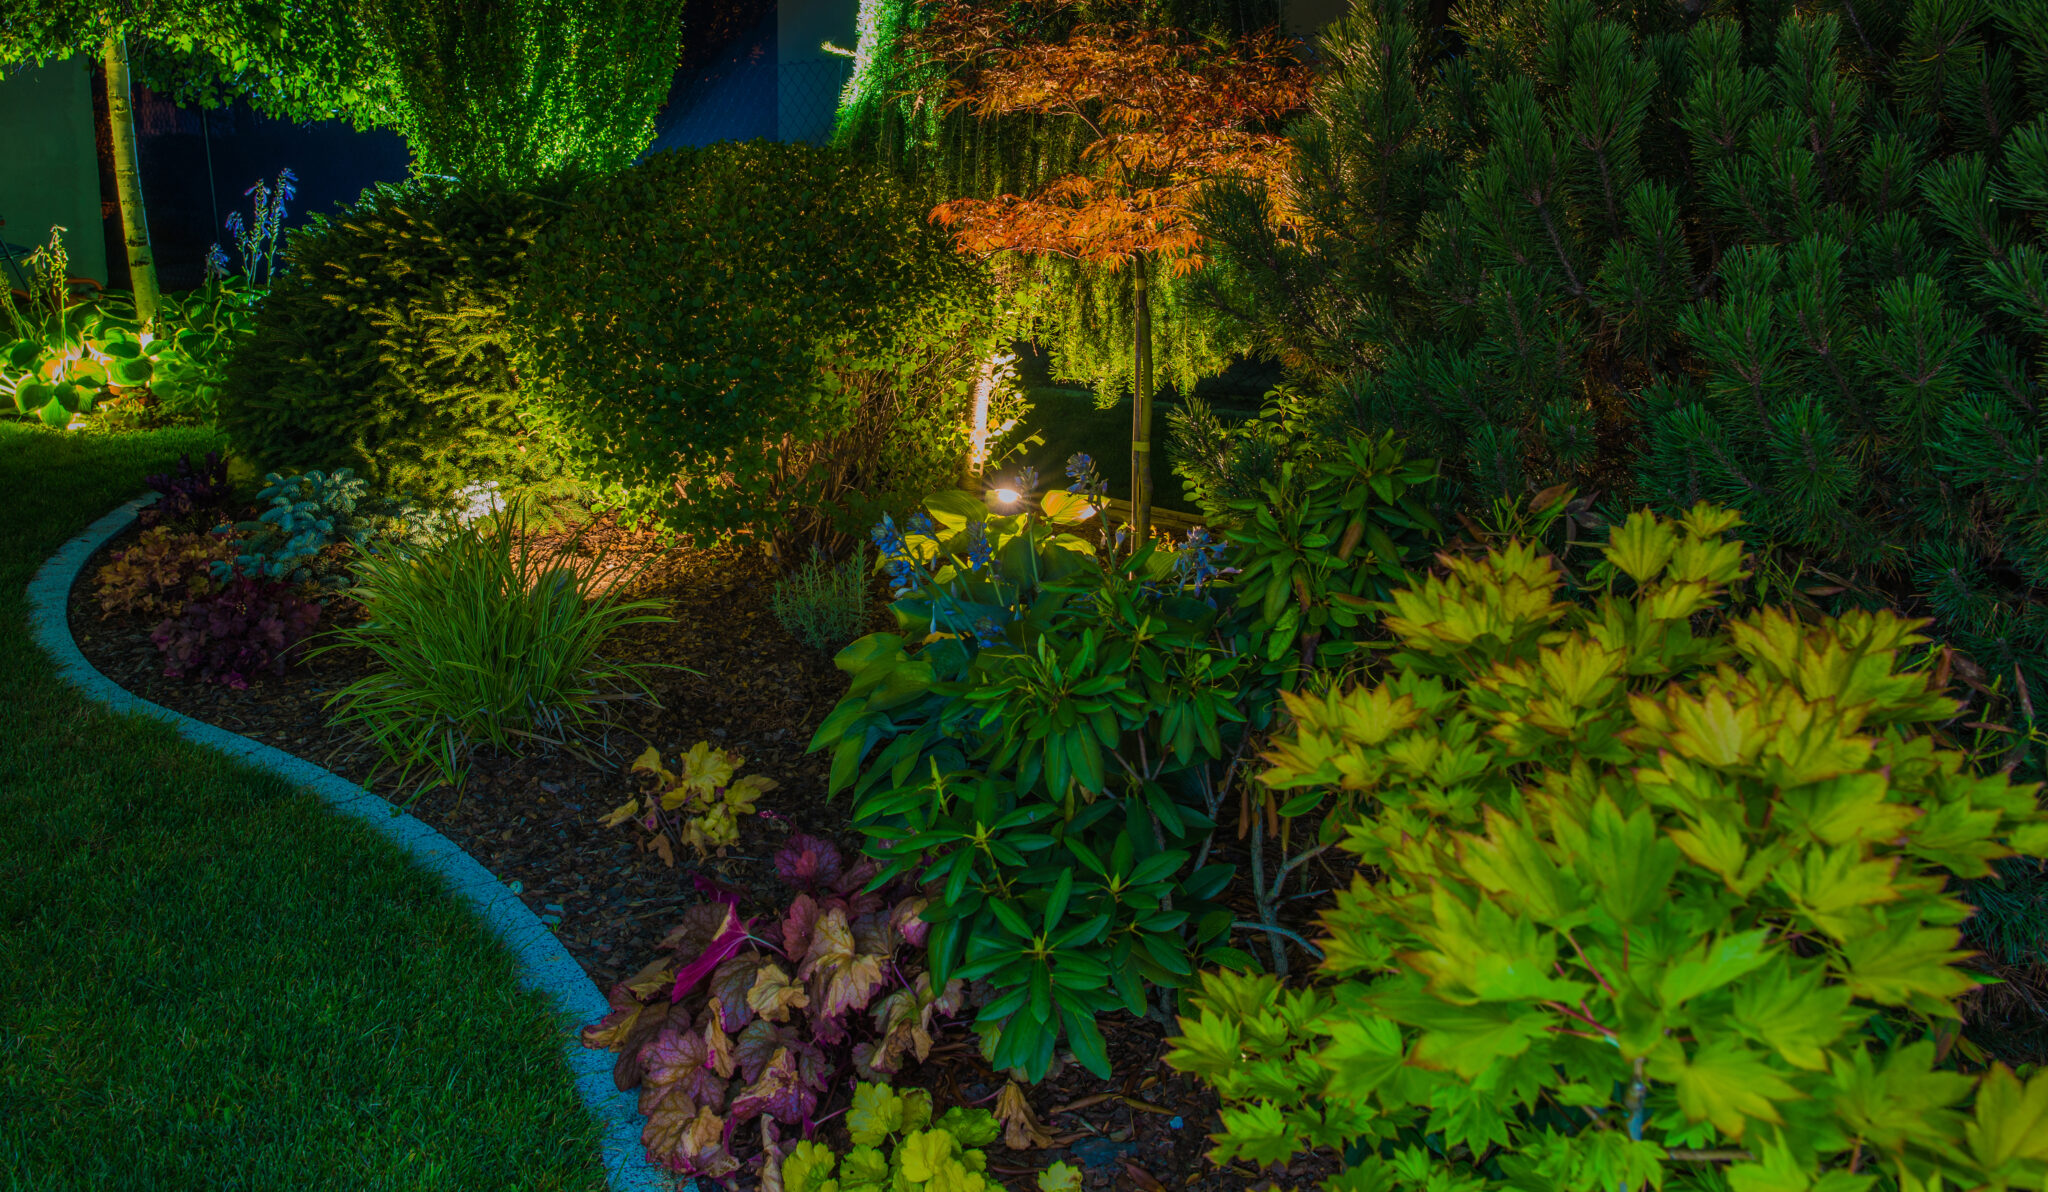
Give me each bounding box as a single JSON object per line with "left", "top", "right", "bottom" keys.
{"left": 67, "top": 505, "right": 1336, "bottom": 1192}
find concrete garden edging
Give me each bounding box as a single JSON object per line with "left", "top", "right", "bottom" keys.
{"left": 26, "top": 493, "right": 676, "bottom": 1192}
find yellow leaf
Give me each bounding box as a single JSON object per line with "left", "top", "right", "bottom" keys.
{"left": 600, "top": 797, "right": 642, "bottom": 829}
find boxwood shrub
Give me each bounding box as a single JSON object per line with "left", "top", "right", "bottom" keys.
{"left": 512, "top": 140, "right": 997, "bottom": 550}
{"left": 218, "top": 176, "right": 576, "bottom": 500}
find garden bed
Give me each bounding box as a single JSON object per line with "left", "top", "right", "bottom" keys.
{"left": 67, "top": 502, "right": 1326, "bottom": 1192}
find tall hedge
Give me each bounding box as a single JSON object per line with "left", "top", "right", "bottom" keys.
{"left": 219, "top": 177, "right": 573, "bottom": 499}
{"left": 512, "top": 140, "right": 998, "bottom": 549}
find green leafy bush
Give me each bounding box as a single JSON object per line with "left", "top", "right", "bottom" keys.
{"left": 314, "top": 502, "right": 673, "bottom": 799}
{"left": 513, "top": 141, "right": 997, "bottom": 550}
{"left": 218, "top": 176, "right": 573, "bottom": 499}
{"left": 770, "top": 545, "right": 876, "bottom": 653}
{"left": 1167, "top": 505, "right": 2048, "bottom": 1190}
{"left": 1194, "top": 0, "right": 2048, "bottom": 694}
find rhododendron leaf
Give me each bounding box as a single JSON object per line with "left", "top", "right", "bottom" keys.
{"left": 996, "top": 1082, "right": 1052, "bottom": 1149}
{"left": 748, "top": 962, "right": 810, "bottom": 1022}
{"left": 709, "top": 956, "right": 764, "bottom": 1031}
{"left": 730, "top": 1046, "right": 820, "bottom": 1126}
{"left": 776, "top": 834, "right": 843, "bottom": 891}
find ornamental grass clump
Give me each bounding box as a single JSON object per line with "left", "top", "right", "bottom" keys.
{"left": 769, "top": 544, "right": 874, "bottom": 654}
{"left": 1168, "top": 504, "right": 2048, "bottom": 1191}
{"left": 316, "top": 502, "right": 674, "bottom": 800}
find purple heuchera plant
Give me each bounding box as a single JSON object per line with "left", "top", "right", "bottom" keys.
{"left": 139, "top": 451, "right": 232, "bottom": 529}
{"left": 150, "top": 575, "right": 321, "bottom": 689}
{"left": 578, "top": 835, "right": 967, "bottom": 1178}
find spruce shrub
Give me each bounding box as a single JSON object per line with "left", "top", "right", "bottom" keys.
{"left": 512, "top": 141, "right": 998, "bottom": 552}
{"left": 218, "top": 176, "right": 575, "bottom": 500}
{"left": 1168, "top": 504, "right": 2048, "bottom": 1189}
{"left": 1193, "top": 0, "right": 2048, "bottom": 695}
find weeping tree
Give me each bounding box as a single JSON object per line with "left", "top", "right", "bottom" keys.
{"left": 352, "top": 0, "right": 685, "bottom": 183}
{"left": 0, "top": 0, "right": 380, "bottom": 327}
{"left": 895, "top": 0, "right": 1313, "bottom": 538}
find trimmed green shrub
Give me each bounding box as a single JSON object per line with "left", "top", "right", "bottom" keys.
{"left": 1167, "top": 505, "right": 2048, "bottom": 1190}
{"left": 512, "top": 141, "right": 998, "bottom": 550}
{"left": 218, "top": 176, "right": 574, "bottom": 501}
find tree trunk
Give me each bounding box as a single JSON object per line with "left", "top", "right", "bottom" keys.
{"left": 102, "top": 31, "right": 160, "bottom": 331}
{"left": 1129, "top": 258, "right": 1154, "bottom": 544}
{"left": 961, "top": 349, "right": 1000, "bottom": 488}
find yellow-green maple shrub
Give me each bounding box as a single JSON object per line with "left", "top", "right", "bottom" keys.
{"left": 1167, "top": 505, "right": 2048, "bottom": 1191}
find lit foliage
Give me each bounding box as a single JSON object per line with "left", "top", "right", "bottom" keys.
{"left": 1167, "top": 505, "right": 2048, "bottom": 1189}
{"left": 93, "top": 525, "right": 239, "bottom": 620}
{"left": 907, "top": 0, "right": 1314, "bottom": 275}
{"left": 772, "top": 1084, "right": 1083, "bottom": 1192}
{"left": 515, "top": 142, "right": 997, "bottom": 549}
{"left": 349, "top": 0, "right": 683, "bottom": 183}
{"left": 579, "top": 837, "right": 964, "bottom": 1177}
{"left": 218, "top": 177, "right": 574, "bottom": 500}
{"left": 601, "top": 743, "right": 781, "bottom": 865}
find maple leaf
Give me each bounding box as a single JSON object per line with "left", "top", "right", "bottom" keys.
{"left": 775, "top": 834, "right": 844, "bottom": 892}
{"left": 996, "top": 1080, "right": 1053, "bottom": 1149}
{"left": 747, "top": 962, "right": 811, "bottom": 1022}
{"left": 730, "top": 1046, "right": 821, "bottom": 1126}
{"left": 709, "top": 955, "right": 765, "bottom": 1032}
{"left": 797, "top": 906, "right": 889, "bottom": 1020}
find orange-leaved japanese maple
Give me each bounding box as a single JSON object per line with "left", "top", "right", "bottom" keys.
{"left": 905, "top": 0, "right": 1314, "bottom": 539}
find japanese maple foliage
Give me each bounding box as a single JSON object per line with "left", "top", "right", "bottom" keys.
{"left": 581, "top": 835, "right": 971, "bottom": 1178}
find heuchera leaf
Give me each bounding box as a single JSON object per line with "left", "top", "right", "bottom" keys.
{"left": 782, "top": 893, "right": 823, "bottom": 960}
{"left": 798, "top": 906, "right": 890, "bottom": 1021}
{"left": 735, "top": 1019, "right": 801, "bottom": 1085}
{"left": 703, "top": 1003, "right": 738, "bottom": 1079}
{"left": 581, "top": 982, "right": 650, "bottom": 1051}
{"left": 671, "top": 904, "right": 755, "bottom": 1002}
{"left": 775, "top": 833, "right": 844, "bottom": 892}
{"left": 729, "top": 1045, "right": 821, "bottom": 1127}
{"left": 709, "top": 956, "right": 765, "bottom": 1032}
{"left": 637, "top": 1021, "right": 729, "bottom": 1117}
{"left": 747, "top": 962, "right": 811, "bottom": 1023}
{"left": 644, "top": 1101, "right": 739, "bottom": 1177}
{"left": 892, "top": 895, "right": 932, "bottom": 948}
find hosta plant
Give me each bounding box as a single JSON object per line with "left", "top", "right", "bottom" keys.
{"left": 94, "top": 526, "right": 240, "bottom": 620}
{"left": 600, "top": 742, "right": 780, "bottom": 866}
{"left": 773, "top": 1083, "right": 1083, "bottom": 1192}
{"left": 580, "top": 836, "right": 967, "bottom": 1178}
{"left": 1167, "top": 505, "right": 2048, "bottom": 1189}
{"left": 150, "top": 575, "right": 323, "bottom": 689}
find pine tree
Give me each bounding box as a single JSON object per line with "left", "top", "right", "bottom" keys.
{"left": 1192, "top": 0, "right": 2048, "bottom": 696}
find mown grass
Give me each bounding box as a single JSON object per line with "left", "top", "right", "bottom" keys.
{"left": 0, "top": 424, "right": 610, "bottom": 1191}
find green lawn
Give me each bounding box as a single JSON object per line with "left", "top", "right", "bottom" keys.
{"left": 0, "top": 425, "right": 610, "bottom": 1192}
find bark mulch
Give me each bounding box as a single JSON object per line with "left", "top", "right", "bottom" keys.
{"left": 67, "top": 506, "right": 1338, "bottom": 1192}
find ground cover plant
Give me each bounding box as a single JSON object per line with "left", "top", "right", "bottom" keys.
{"left": 1168, "top": 504, "right": 2048, "bottom": 1189}
{"left": 0, "top": 424, "right": 613, "bottom": 1190}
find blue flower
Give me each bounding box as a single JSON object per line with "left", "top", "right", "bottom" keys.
{"left": 965, "top": 521, "right": 993, "bottom": 571}
{"left": 203, "top": 243, "right": 232, "bottom": 281}
{"left": 1065, "top": 453, "right": 1093, "bottom": 481}
{"left": 870, "top": 513, "right": 906, "bottom": 559}
{"left": 1172, "top": 525, "right": 1228, "bottom": 596}
{"left": 224, "top": 211, "right": 245, "bottom": 236}
{"left": 906, "top": 511, "right": 939, "bottom": 543}
{"left": 972, "top": 615, "right": 1005, "bottom": 647}
{"left": 277, "top": 167, "right": 299, "bottom": 203}
{"left": 1015, "top": 466, "right": 1040, "bottom": 494}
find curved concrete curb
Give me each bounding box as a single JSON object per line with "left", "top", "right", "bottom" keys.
{"left": 27, "top": 494, "right": 675, "bottom": 1192}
